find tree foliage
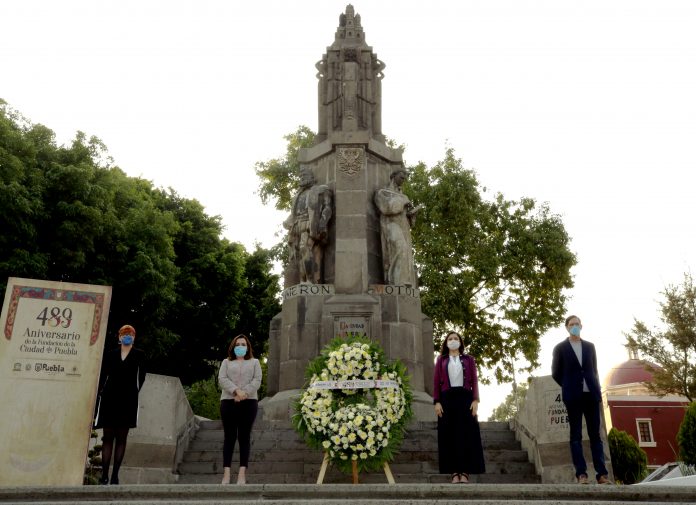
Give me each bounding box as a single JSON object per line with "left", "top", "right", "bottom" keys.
{"left": 0, "top": 101, "right": 280, "bottom": 385}
{"left": 185, "top": 374, "right": 222, "bottom": 420}
{"left": 407, "top": 149, "right": 575, "bottom": 382}
{"left": 678, "top": 402, "right": 696, "bottom": 465}
{"left": 608, "top": 428, "right": 648, "bottom": 484}
{"left": 253, "top": 127, "right": 576, "bottom": 384}
{"left": 488, "top": 382, "right": 528, "bottom": 422}
{"left": 254, "top": 125, "right": 316, "bottom": 211}
{"left": 626, "top": 274, "right": 696, "bottom": 402}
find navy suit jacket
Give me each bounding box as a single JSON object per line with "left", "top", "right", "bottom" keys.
{"left": 551, "top": 338, "right": 602, "bottom": 404}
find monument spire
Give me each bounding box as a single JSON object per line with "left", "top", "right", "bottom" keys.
{"left": 265, "top": 6, "right": 434, "bottom": 423}
{"left": 315, "top": 4, "right": 385, "bottom": 140}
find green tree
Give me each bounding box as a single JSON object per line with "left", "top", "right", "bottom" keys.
{"left": 678, "top": 402, "right": 696, "bottom": 465}
{"left": 253, "top": 128, "right": 576, "bottom": 384}
{"left": 255, "top": 125, "right": 316, "bottom": 211}
{"left": 626, "top": 274, "right": 696, "bottom": 401}
{"left": 488, "top": 382, "right": 528, "bottom": 422}
{"left": 608, "top": 428, "right": 648, "bottom": 484}
{"left": 407, "top": 150, "right": 575, "bottom": 382}
{"left": 0, "top": 101, "right": 281, "bottom": 386}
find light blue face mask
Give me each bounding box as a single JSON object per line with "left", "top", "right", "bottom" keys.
{"left": 234, "top": 345, "right": 247, "bottom": 357}
{"left": 120, "top": 334, "right": 134, "bottom": 345}
{"left": 569, "top": 326, "right": 581, "bottom": 337}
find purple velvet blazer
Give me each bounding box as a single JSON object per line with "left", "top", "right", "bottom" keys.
{"left": 433, "top": 353, "right": 480, "bottom": 404}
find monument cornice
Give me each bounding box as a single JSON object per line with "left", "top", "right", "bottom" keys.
{"left": 299, "top": 137, "right": 402, "bottom": 164}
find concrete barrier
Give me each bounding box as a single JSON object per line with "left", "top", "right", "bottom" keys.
{"left": 99, "top": 373, "right": 198, "bottom": 484}
{"left": 513, "top": 375, "right": 614, "bottom": 483}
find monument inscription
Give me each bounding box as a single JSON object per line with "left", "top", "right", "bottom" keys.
{"left": 334, "top": 316, "right": 369, "bottom": 339}
{"left": 545, "top": 388, "right": 570, "bottom": 431}
{"left": 282, "top": 283, "right": 335, "bottom": 301}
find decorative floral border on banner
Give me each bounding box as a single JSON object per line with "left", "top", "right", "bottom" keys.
{"left": 3, "top": 286, "right": 105, "bottom": 344}
{"left": 292, "top": 336, "right": 413, "bottom": 474}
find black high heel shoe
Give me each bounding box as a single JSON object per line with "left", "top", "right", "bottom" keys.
{"left": 110, "top": 476, "right": 119, "bottom": 485}
{"left": 99, "top": 475, "right": 109, "bottom": 485}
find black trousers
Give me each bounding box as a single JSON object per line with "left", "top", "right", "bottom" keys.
{"left": 220, "top": 398, "right": 258, "bottom": 467}
{"left": 437, "top": 387, "right": 486, "bottom": 475}
{"left": 564, "top": 393, "right": 608, "bottom": 479}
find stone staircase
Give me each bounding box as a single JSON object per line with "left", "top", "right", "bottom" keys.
{"left": 176, "top": 419, "right": 540, "bottom": 484}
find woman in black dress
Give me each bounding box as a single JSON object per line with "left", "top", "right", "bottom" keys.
{"left": 433, "top": 331, "right": 485, "bottom": 483}
{"left": 94, "top": 324, "right": 147, "bottom": 485}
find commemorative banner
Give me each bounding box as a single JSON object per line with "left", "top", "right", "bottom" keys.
{"left": 0, "top": 277, "right": 112, "bottom": 485}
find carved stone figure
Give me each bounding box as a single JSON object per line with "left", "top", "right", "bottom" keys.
{"left": 284, "top": 167, "right": 333, "bottom": 284}
{"left": 374, "top": 169, "right": 421, "bottom": 286}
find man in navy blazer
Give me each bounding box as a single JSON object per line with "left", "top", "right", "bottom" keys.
{"left": 552, "top": 315, "right": 610, "bottom": 484}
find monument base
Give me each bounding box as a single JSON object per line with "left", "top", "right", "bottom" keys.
{"left": 259, "top": 389, "right": 302, "bottom": 421}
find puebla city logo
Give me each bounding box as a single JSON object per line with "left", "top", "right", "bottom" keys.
{"left": 34, "top": 363, "right": 65, "bottom": 373}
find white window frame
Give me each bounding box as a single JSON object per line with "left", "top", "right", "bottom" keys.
{"left": 635, "top": 418, "right": 656, "bottom": 447}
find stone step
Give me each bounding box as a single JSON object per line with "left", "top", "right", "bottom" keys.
{"left": 176, "top": 473, "right": 541, "bottom": 484}
{"left": 177, "top": 459, "right": 537, "bottom": 477}
{"left": 182, "top": 448, "right": 529, "bottom": 464}
{"left": 197, "top": 420, "right": 512, "bottom": 432}
{"left": 6, "top": 483, "right": 688, "bottom": 504}
{"left": 187, "top": 436, "right": 521, "bottom": 452}
{"left": 191, "top": 428, "right": 516, "bottom": 443}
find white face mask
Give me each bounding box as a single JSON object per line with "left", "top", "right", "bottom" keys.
{"left": 447, "top": 340, "right": 461, "bottom": 350}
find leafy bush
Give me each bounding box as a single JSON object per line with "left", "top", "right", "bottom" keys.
{"left": 678, "top": 402, "right": 696, "bottom": 465}
{"left": 83, "top": 430, "right": 103, "bottom": 485}
{"left": 185, "top": 375, "right": 221, "bottom": 420}
{"left": 608, "top": 428, "right": 648, "bottom": 484}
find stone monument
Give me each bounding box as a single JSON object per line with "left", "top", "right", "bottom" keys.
{"left": 264, "top": 5, "right": 434, "bottom": 421}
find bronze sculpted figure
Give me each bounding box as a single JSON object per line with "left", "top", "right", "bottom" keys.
{"left": 374, "top": 169, "right": 421, "bottom": 287}
{"left": 284, "top": 167, "right": 333, "bottom": 284}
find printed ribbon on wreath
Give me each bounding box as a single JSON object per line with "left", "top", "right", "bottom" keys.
{"left": 309, "top": 379, "right": 400, "bottom": 390}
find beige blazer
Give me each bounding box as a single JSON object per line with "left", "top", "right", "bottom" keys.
{"left": 218, "top": 358, "right": 262, "bottom": 400}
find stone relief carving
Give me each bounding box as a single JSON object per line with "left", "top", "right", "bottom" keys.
{"left": 284, "top": 167, "right": 333, "bottom": 284}
{"left": 374, "top": 169, "right": 422, "bottom": 287}
{"left": 337, "top": 147, "right": 363, "bottom": 177}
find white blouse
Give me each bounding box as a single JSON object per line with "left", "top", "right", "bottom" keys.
{"left": 447, "top": 355, "right": 464, "bottom": 387}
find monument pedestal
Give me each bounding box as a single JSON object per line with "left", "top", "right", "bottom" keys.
{"left": 264, "top": 284, "right": 434, "bottom": 421}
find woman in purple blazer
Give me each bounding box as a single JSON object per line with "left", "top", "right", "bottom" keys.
{"left": 433, "top": 331, "right": 485, "bottom": 483}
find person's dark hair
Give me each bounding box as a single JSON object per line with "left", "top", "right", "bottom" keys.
{"left": 440, "top": 331, "right": 464, "bottom": 355}
{"left": 228, "top": 334, "right": 254, "bottom": 360}
{"left": 565, "top": 315, "right": 581, "bottom": 327}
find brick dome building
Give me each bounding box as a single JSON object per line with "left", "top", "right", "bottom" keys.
{"left": 603, "top": 349, "right": 690, "bottom": 468}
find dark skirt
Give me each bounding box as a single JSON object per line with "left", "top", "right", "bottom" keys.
{"left": 437, "top": 387, "right": 486, "bottom": 474}
{"left": 94, "top": 390, "right": 139, "bottom": 429}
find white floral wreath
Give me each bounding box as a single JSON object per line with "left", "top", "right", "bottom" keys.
{"left": 293, "top": 337, "right": 412, "bottom": 472}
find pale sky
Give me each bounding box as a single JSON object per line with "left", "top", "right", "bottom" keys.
{"left": 2, "top": 0, "right": 696, "bottom": 418}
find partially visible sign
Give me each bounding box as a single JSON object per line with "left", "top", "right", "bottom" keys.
{"left": 545, "top": 389, "right": 570, "bottom": 430}
{"left": 0, "top": 278, "right": 111, "bottom": 485}
{"left": 335, "top": 316, "right": 369, "bottom": 339}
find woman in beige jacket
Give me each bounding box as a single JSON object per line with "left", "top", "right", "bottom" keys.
{"left": 218, "top": 334, "right": 262, "bottom": 484}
